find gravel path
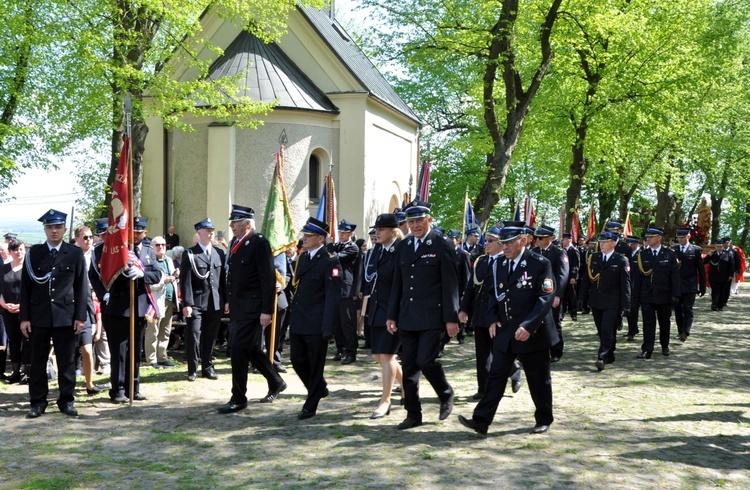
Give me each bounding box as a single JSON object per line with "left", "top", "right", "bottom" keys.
{"left": 2, "top": 284, "right": 749, "bottom": 489}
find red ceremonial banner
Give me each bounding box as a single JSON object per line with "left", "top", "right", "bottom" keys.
{"left": 101, "top": 137, "right": 131, "bottom": 290}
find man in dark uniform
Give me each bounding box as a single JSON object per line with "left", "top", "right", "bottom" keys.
{"left": 327, "top": 219, "right": 361, "bottom": 364}
{"left": 217, "top": 206, "right": 287, "bottom": 413}
{"left": 708, "top": 239, "right": 734, "bottom": 311}
{"left": 561, "top": 233, "right": 580, "bottom": 321}
{"left": 20, "top": 209, "right": 89, "bottom": 418}
{"left": 532, "top": 225, "right": 569, "bottom": 363}
{"left": 632, "top": 226, "right": 680, "bottom": 359}
{"left": 459, "top": 225, "right": 523, "bottom": 399}
{"left": 579, "top": 231, "right": 631, "bottom": 370}
{"left": 458, "top": 221, "right": 558, "bottom": 435}
{"left": 463, "top": 227, "right": 484, "bottom": 264}
{"left": 624, "top": 236, "right": 642, "bottom": 341}
{"left": 387, "top": 200, "right": 459, "bottom": 430}
{"left": 394, "top": 208, "right": 409, "bottom": 237}
{"left": 673, "top": 228, "right": 706, "bottom": 341}
{"left": 180, "top": 218, "right": 227, "bottom": 381}
{"left": 289, "top": 217, "right": 342, "bottom": 419}
{"left": 104, "top": 217, "right": 162, "bottom": 403}
{"left": 447, "top": 229, "right": 472, "bottom": 344}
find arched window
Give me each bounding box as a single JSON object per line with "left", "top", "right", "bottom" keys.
{"left": 309, "top": 154, "right": 321, "bottom": 201}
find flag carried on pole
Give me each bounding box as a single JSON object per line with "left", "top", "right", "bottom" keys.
{"left": 571, "top": 210, "right": 582, "bottom": 243}
{"left": 523, "top": 191, "right": 536, "bottom": 228}
{"left": 315, "top": 173, "right": 338, "bottom": 242}
{"left": 586, "top": 204, "right": 597, "bottom": 241}
{"left": 101, "top": 137, "right": 131, "bottom": 290}
{"left": 623, "top": 211, "right": 633, "bottom": 238}
{"left": 513, "top": 202, "right": 522, "bottom": 221}
{"left": 464, "top": 193, "right": 484, "bottom": 247}
{"left": 416, "top": 159, "right": 431, "bottom": 202}
{"left": 261, "top": 146, "right": 297, "bottom": 255}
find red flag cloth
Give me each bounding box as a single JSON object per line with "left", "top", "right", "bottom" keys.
{"left": 418, "top": 160, "right": 431, "bottom": 202}
{"left": 571, "top": 212, "right": 581, "bottom": 244}
{"left": 101, "top": 137, "right": 130, "bottom": 290}
{"left": 623, "top": 212, "right": 633, "bottom": 238}
{"left": 736, "top": 246, "right": 746, "bottom": 283}
{"left": 586, "top": 205, "right": 597, "bottom": 241}
{"left": 524, "top": 194, "right": 536, "bottom": 228}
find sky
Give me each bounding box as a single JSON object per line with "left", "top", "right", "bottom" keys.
{"left": 0, "top": 0, "right": 368, "bottom": 237}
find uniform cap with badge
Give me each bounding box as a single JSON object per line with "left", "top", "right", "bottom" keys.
{"left": 38, "top": 209, "right": 67, "bottom": 226}
{"left": 94, "top": 218, "right": 109, "bottom": 235}
{"left": 533, "top": 224, "right": 556, "bottom": 238}
{"left": 301, "top": 217, "right": 329, "bottom": 236}
{"left": 392, "top": 208, "right": 407, "bottom": 224}
{"left": 229, "top": 204, "right": 254, "bottom": 221}
{"left": 133, "top": 216, "right": 148, "bottom": 231}
{"left": 676, "top": 228, "right": 691, "bottom": 237}
{"left": 485, "top": 224, "right": 503, "bottom": 238}
{"left": 498, "top": 221, "right": 527, "bottom": 242}
{"left": 194, "top": 218, "right": 215, "bottom": 230}
{"left": 337, "top": 219, "right": 357, "bottom": 232}
{"left": 598, "top": 231, "right": 619, "bottom": 242}
{"left": 644, "top": 226, "right": 664, "bottom": 237}
{"left": 4, "top": 232, "right": 18, "bottom": 240}
{"left": 404, "top": 200, "right": 431, "bottom": 219}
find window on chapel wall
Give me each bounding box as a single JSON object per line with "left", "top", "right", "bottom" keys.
{"left": 309, "top": 154, "right": 321, "bottom": 202}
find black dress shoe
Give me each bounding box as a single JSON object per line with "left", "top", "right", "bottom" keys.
{"left": 439, "top": 393, "right": 454, "bottom": 421}
{"left": 472, "top": 392, "right": 484, "bottom": 400}
{"left": 512, "top": 379, "right": 522, "bottom": 393}
{"left": 111, "top": 395, "right": 129, "bottom": 403}
{"left": 259, "top": 381, "right": 288, "bottom": 403}
{"left": 679, "top": 332, "right": 688, "bottom": 342}
{"left": 605, "top": 356, "right": 616, "bottom": 365}
{"left": 27, "top": 405, "right": 46, "bottom": 419}
{"left": 662, "top": 348, "right": 670, "bottom": 356}
{"left": 595, "top": 359, "right": 605, "bottom": 371}
{"left": 531, "top": 424, "right": 550, "bottom": 434}
{"left": 458, "top": 415, "right": 488, "bottom": 435}
{"left": 187, "top": 373, "right": 197, "bottom": 382}
{"left": 298, "top": 408, "right": 316, "bottom": 420}
{"left": 341, "top": 356, "right": 356, "bottom": 365}
{"left": 59, "top": 402, "right": 78, "bottom": 417}
{"left": 202, "top": 368, "right": 218, "bottom": 380}
{"left": 637, "top": 351, "right": 652, "bottom": 360}
{"left": 217, "top": 401, "right": 248, "bottom": 413}
{"left": 333, "top": 352, "right": 342, "bottom": 361}
{"left": 321, "top": 387, "right": 330, "bottom": 399}
{"left": 274, "top": 364, "right": 287, "bottom": 374}
{"left": 133, "top": 393, "right": 147, "bottom": 401}
{"left": 396, "top": 417, "right": 422, "bottom": 430}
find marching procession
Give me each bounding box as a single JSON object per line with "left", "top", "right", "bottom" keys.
{"left": 2, "top": 197, "right": 746, "bottom": 437}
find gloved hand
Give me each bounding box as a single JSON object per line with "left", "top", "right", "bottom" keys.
{"left": 103, "top": 293, "right": 110, "bottom": 304}
{"left": 671, "top": 296, "right": 680, "bottom": 307}
{"left": 124, "top": 266, "right": 144, "bottom": 280}
{"left": 322, "top": 331, "right": 334, "bottom": 342}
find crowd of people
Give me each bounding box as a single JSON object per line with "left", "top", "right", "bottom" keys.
{"left": 1, "top": 203, "right": 746, "bottom": 435}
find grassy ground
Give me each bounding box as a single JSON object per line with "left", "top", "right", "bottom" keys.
{"left": 2, "top": 284, "right": 749, "bottom": 489}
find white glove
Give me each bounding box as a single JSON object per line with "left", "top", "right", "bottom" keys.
{"left": 124, "top": 266, "right": 144, "bottom": 280}
{"left": 103, "top": 293, "right": 110, "bottom": 304}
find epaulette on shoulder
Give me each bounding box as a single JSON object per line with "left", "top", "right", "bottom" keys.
{"left": 531, "top": 253, "right": 545, "bottom": 261}
{"left": 328, "top": 251, "right": 336, "bottom": 259}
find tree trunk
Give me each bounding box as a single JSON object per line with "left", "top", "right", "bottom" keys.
{"left": 740, "top": 200, "right": 750, "bottom": 249}
{"left": 654, "top": 172, "right": 672, "bottom": 228}
{"left": 0, "top": 0, "right": 33, "bottom": 155}
{"left": 710, "top": 164, "right": 730, "bottom": 243}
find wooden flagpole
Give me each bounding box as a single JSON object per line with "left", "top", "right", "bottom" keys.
{"left": 125, "top": 95, "right": 135, "bottom": 405}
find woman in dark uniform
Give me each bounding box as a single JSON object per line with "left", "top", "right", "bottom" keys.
{"left": 0, "top": 240, "right": 29, "bottom": 384}
{"left": 365, "top": 214, "right": 403, "bottom": 419}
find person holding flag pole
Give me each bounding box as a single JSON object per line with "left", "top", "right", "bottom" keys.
{"left": 100, "top": 100, "right": 163, "bottom": 404}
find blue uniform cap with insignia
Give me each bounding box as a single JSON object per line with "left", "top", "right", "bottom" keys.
{"left": 562, "top": 232, "right": 573, "bottom": 239}
{"left": 338, "top": 219, "right": 357, "bottom": 232}
{"left": 626, "top": 236, "right": 640, "bottom": 244}
{"left": 94, "top": 219, "right": 108, "bottom": 235}
{"left": 370, "top": 213, "right": 398, "bottom": 229}
{"left": 644, "top": 226, "right": 664, "bottom": 237}
{"left": 485, "top": 225, "right": 502, "bottom": 238}
{"left": 4, "top": 232, "right": 18, "bottom": 240}
{"left": 433, "top": 226, "right": 445, "bottom": 235}
{"left": 405, "top": 200, "right": 431, "bottom": 219}
{"left": 229, "top": 204, "right": 254, "bottom": 221}
{"left": 393, "top": 208, "right": 407, "bottom": 223}
{"left": 194, "top": 218, "right": 215, "bottom": 231}
{"left": 447, "top": 229, "right": 461, "bottom": 239}
{"left": 133, "top": 216, "right": 148, "bottom": 231}
{"left": 498, "top": 220, "right": 527, "bottom": 242}
{"left": 676, "top": 228, "right": 691, "bottom": 237}
{"left": 606, "top": 221, "right": 623, "bottom": 232}
{"left": 466, "top": 227, "right": 480, "bottom": 236}
{"left": 38, "top": 209, "right": 67, "bottom": 226}
{"left": 301, "top": 217, "right": 329, "bottom": 236}
{"left": 721, "top": 236, "right": 731, "bottom": 243}
{"left": 598, "top": 231, "right": 619, "bottom": 242}
{"left": 368, "top": 228, "right": 376, "bottom": 236}
{"left": 533, "top": 224, "right": 556, "bottom": 237}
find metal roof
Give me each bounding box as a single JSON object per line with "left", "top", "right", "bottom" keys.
{"left": 203, "top": 29, "right": 338, "bottom": 114}
{"left": 299, "top": 6, "right": 421, "bottom": 125}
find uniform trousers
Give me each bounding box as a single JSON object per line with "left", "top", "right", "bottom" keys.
{"left": 229, "top": 318, "right": 284, "bottom": 404}
{"left": 674, "top": 293, "right": 696, "bottom": 337}
{"left": 105, "top": 314, "right": 145, "bottom": 398}
{"left": 290, "top": 333, "right": 328, "bottom": 413}
{"left": 563, "top": 285, "right": 577, "bottom": 319}
{"left": 640, "top": 303, "right": 672, "bottom": 354}
{"left": 592, "top": 308, "right": 618, "bottom": 361}
{"left": 399, "top": 328, "right": 454, "bottom": 422}
{"left": 29, "top": 326, "right": 77, "bottom": 408}
{"left": 474, "top": 327, "right": 493, "bottom": 394}
{"left": 334, "top": 298, "right": 358, "bottom": 357}
{"left": 473, "top": 348, "right": 552, "bottom": 427}
{"left": 626, "top": 300, "right": 640, "bottom": 337}
{"left": 185, "top": 308, "right": 222, "bottom": 375}
{"left": 549, "top": 305, "right": 564, "bottom": 358}
{"left": 712, "top": 281, "right": 731, "bottom": 310}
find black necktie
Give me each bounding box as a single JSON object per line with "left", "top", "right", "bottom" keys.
{"left": 488, "top": 256, "right": 495, "bottom": 268}
{"left": 603, "top": 254, "right": 607, "bottom": 264}
{"left": 508, "top": 261, "right": 514, "bottom": 275}
{"left": 50, "top": 248, "right": 58, "bottom": 261}
{"left": 653, "top": 249, "right": 657, "bottom": 257}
